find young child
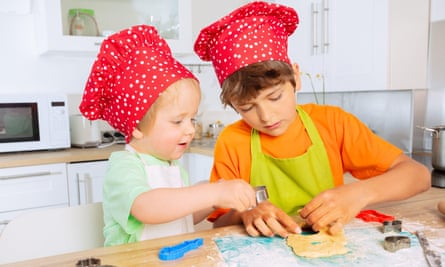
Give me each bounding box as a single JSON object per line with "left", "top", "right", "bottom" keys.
{"left": 79, "top": 25, "right": 256, "bottom": 246}
{"left": 194, "top": 2, "right": 430, "bottom": 237}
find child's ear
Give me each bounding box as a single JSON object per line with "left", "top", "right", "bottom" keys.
{"left": 132, "top": 128, "right": 144, "bottom": 140}
{"left": 292, "top": 63, "right": 302, "bottom": 92}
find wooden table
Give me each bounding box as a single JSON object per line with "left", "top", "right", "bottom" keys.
{"left": 2, "top": 187, "right": 444, "bottom": 267}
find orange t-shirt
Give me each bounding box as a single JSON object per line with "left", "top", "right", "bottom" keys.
{"left": 208, "top": 104, "right": 402, "bottom": 221}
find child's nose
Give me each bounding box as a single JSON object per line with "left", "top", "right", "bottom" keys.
{"left": 257, "top": 105, "right": 271, "bottom": 122}
{"left": 187, "top": 120, "right": 196, "bottom": 135}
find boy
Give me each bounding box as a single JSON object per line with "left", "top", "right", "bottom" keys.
{"left": 194, "top": 2, "right": 430, "bottom": 237}
{"left": 80, "top": 25, "right": 256, "bottom": 246}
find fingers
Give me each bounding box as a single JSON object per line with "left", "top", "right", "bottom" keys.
{"left": 241, "top": 202, "right": 300, "bottom": 238}
{"left": 327, "top": 220, "right": 344, "bottom": 235}
{"left": 215, "top": 179, "right": 257, "bottom": 211}
{"left": 299, "top": 190, "right": 354, "bottom": 234}
{"left": 235, "top": 182, "right": 256, "bottom": 211}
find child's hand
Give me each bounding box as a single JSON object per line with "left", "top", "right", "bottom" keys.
{"left": 214, "top": 180, "right": 257, "bottom": 212}
{"left": 240, "top": 201, "right": 300, "bottom": 238}
{"left": 299, "top": 182, "right": 367, "bottom": 235}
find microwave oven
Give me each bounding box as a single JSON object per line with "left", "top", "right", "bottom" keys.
{"left": 0, "top": 94, "right": 70, "bottom": 153}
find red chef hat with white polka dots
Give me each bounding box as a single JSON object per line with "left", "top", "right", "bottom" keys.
{"left": 194, "top": 1, "right": 298, "bottom": 86}
{"left": 79, "top": 25, "right": 197, "bottom": 143}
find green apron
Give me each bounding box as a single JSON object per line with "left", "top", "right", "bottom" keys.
{"left": 250, "top": 106, "right": 334, "bottom": 215}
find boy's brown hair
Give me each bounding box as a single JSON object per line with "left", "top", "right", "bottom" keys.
{"left": 221, "top": 61, "right": 296, "bottom": 108}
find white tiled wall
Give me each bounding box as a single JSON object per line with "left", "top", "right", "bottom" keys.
{"left": 68, "top": 64, "right": 430, "bottom": 153}
{"left": 298, "top": 90, "right": 427, "bottom": 153}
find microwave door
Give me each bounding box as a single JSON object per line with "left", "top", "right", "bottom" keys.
{"left": 0, "top": 103, "right": 40, "bottom": 143}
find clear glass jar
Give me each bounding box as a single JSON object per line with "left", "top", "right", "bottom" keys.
{"left": 68, "top": 8, "right": 99, "bottom": 36}
{"left": 193, "top": 121, "right": 203, "bottom": 140}
{"left": 208, "top": 121, "right": 224, "bottom": 139}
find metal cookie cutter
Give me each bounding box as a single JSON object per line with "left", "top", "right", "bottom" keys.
{"left": 76, "top": 258, "right": 117, "bottom": 267}
{"left": 382, "top": 220, "right": 402, "bottom": 233}
{"left": 254, "top": 185, "right": 269, "bottom": 204}
{"left": 76, "top": 258, "right": 101, "bottom": 267}
{"left": 383, "top": 236, "right": 411, "bottom": 252}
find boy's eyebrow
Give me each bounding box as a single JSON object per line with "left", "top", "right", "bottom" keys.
{"left": 264, "top": 85, "right": 283, "bottom": 97}
{"left": 235, "top": 88, "right": 282, "bottom": 107}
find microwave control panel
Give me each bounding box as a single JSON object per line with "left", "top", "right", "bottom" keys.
{"left": 48, "top": 98, "right": 70, "bottom": 147}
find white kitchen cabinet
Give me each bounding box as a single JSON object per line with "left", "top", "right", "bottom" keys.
{"left": 0, "top": 163, "right": 68, "bottom": 233}
{"left": 180, "top": 153, "right": 213, "bottom": 185}
{"left": 277, "top": 0, "right": 429, "bottom": 93}
{"left": 67, "top": 160, "right": 108, "bottom": 206}
{"left": 34, "top": 0, "right": 192, "bottom": 55}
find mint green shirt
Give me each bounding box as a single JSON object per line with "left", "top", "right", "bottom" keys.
{"left": 102, "top": 149, "right": 189, "bottom": 246}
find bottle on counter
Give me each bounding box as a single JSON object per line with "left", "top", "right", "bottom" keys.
{"left": 193, "top": 120, "right": 203, "bottom": 140}
{"left": 208, "top": 121, "right": 224, "bottom": 139}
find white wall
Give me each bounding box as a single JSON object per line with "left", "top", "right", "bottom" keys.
{"left": 0, "top": 1, "right": 443, "bottom": 152}
{"left": 431, "top": 0, "right": 445, "bottom": 22}
{"left": 426, "top": 20, "right": 445, "bottom": 126}
{"left": 0, "top": 8, "right": 95, "bottom": 96}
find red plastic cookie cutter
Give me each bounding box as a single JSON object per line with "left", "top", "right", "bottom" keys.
{"left": 355, "top": 209, "right": 395, "bottom": 223}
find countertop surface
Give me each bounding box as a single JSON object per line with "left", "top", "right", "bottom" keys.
{"left": 3, "top": 186, "right": 444, "bottom": 267}
{"left": 0, "top": 136, "right": 433, "bottom": 169}
{"left": 0, "top": 138, "right": 215, "bottom": 169}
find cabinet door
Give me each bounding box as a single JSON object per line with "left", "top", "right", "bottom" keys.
{"left": 0, "top": 163, "right": 68, "bottom": 212}
{"left": 278, "top": 0, "right": 428, "bottom": 93}
{"left": 67, "top": 161, "right": 108, "bottom": 206}
{"left": 181, "top": 153, "right": 213, "bottom": 185}
{"left": 277, "top": 0, "right": 324, "bottom": 91}
{"left": 0, "top": 163, "right": 69, "bottom": 232}
{"left": 325, "top": 0, "right": 388, "bottom": 91}
{"left": 278, "top": 0, "right": 387, "bottom": 93}
{"left": 34, "top": 0, "right": 192, "bottom": 55}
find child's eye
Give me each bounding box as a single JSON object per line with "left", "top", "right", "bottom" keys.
{"left": 172, "top": 120, "right": 182, "bottom": 125}
{"left": 270, "top": 93, "right": 282, "bottom": 101}
{"left": 239, "top": 106, "right": 253, "bottom": 113}
{"left": 191, "top": 118, "right": 197, "bottom": 124}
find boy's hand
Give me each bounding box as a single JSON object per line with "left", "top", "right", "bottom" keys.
{"left": 214, "top": 180, "right": 257, "bottom": 212}
{"left": 240, "top": 201, "right": 300, "bottom": 238}
{"left": 299, "top": 183, "right": 366, "bottom": 235}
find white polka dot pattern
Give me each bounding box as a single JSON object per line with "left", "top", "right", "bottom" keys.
{"left": 194, "top": 1, "right": 299, "bottom": 86}
{"left": 79, "top": 25, "right": 197, "bottom": 143}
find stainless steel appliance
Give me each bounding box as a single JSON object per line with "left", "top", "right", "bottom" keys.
{"left": 0, "top": 94, "right": 70, "bottom": 153}
{"left": 432, "top": 170, "right": 445, "bottom": 188}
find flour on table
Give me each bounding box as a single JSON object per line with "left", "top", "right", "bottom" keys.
{"left": 286, "top": 229, "right": 349, "bottom": 258}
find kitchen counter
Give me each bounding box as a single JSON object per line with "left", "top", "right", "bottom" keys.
{"left": 3, "top": 186, "right": 444, "bottom": 267}
{"left": 0, "top": 139, "right": 432, "bottom": 170}
{"left": 0, "top": 139, "right": 215, "bottom": 169}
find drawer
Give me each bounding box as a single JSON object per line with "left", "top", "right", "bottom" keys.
{"left": 0, "top": 204, "right": 67, "bottom": 234}
{"left": 0, "top": 163, "right": 69, "bottom": 213}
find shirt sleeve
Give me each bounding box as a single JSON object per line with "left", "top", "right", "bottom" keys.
{"left": 103, "top": 151, "right": 149, "bottom": 243}
{"left": 210, "top": 121, "right": 252, "bottom": 183}
{"left": 327, "top": 105, "right": 403, "bottom": 179}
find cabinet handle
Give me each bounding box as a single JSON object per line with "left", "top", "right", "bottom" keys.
{"left": 0, "top": 220, "right": 10, "bottom": 225}
{"left": 322, "top": 0, "right": 330, "bottom": 54}
{"left": 0, "top": 171, "right": 60, "bottom": 180}
{"left": 311, "top": 2, "right": 319, "bottom": 55}
{"left": 84, "top": 174, "right": 93, "bottom": 204}
{"left": 78, "top": 173, "right": 93, "bottom": 204}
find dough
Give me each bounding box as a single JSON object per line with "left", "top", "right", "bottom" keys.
{"left": 286, "top": 229, "right": 349, "bottom": 258}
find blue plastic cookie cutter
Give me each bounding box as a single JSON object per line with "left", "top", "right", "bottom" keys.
{"left": 158, "top": 238, "right": 204, "bottom": 261}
